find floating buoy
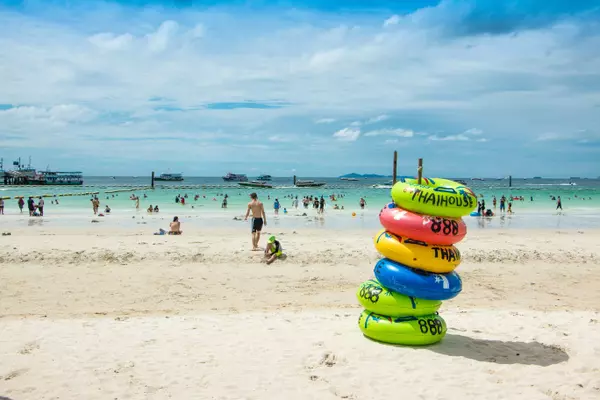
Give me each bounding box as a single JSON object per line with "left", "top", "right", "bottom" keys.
{"left": 352, "top": 212, "right": 356, "bottom": 217}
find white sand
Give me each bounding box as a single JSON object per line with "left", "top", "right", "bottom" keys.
{"left": 1, "top": 227, "right": 600, "bottom": 399}
{"left": 1, "top": 310, "right": 598, "bottom": 400}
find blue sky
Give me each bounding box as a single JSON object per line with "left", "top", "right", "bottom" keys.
{"left": 0, "top": 0, "right": 599, "bottom": 177}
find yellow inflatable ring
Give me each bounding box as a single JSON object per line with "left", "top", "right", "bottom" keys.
{"left": 391, "top": 177, "right": 477, "bottom": 218}
{"left": 374, "top": 230, "right": 461, "bottom": 273}
{"left": 356, "top": 279, "right": 441, "bottom": 317}
{"left": 358, "top": 310, "right": 447, "bottom": 345}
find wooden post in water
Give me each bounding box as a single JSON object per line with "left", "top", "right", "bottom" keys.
{"left": 509, "top": 175, "right": 512, "bottom": 187}
{"left": 417, "top": 158, "right": 423, "bottom": 184}
{"left": 151, "top": 171, "right": 155, "bottom": 189}
{"left": 392, "top": 151, "right": 398, "bottom": 184}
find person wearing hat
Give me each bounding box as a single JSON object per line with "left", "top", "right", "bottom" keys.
{"left": 264, "top": 235, "right": 282, "bottom": 265}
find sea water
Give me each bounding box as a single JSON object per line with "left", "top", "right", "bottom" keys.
{"left": 1, "top": 177, "right": 599, "bottom": 230}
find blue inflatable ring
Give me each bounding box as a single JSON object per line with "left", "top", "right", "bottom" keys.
{"left": 374, "top": 258, "right": 462, "bottom": 300}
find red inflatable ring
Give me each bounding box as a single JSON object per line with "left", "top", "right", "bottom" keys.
{"left": 379, "top": 202, "right": 467, "bottom": 245}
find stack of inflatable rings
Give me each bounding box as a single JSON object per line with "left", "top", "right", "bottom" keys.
{"left": 356, "top": 176, "right": 477, "bottom": 345}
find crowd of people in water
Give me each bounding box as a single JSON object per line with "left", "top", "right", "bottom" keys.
{"left": 146, "top": 191, "right": 368, "bottom": 215}
{"left": 472, "top": 193, "right": 592, "bottom": 217}
{"left": 0, "top": 196, "right": 47, "bottom": 217}
{"left": 0, "top": 188, "right": 594, "bottom": 220}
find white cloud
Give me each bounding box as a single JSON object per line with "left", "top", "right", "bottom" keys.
{"left": 364, "top": 128, "right": 415, "bottom": 137}
{"left": 536, "top": 129, "right": 599, "bottom": 142}
{"left": 428, "top": 134, "right": 470, "bottom": 141}
{"left": 146, "top": 20, "right": 179, "bottom": 52}
{"left": 315, "top": 118, "right": 336, "bottom": 124}
{"left": 268, "top": 135, "right": 293, "bottom": 142}
{"left": 350, "top": 120, "right": 362, "bottom": 126}
{"left": 0, "top": 104, "right": 97, "bottom": 124}
{"left": 0, "top": 2, "right": 599, "bottom": 176}
{"left": 189, "top": 24, "right": 205, "bottom": 39}
{"left": 426, "top": 128, "right": 489, "bottom": 142}
{"left": 307, "top": 48, "right": 346, "bottom": 70}
{"left": 537, "top": 132, "right": 560, "bottom": 141}
{"left": 383, "top": 15, "right": 400, "bottom": 27}
{"left": 333, "top": 127, "right": 360, "bottom": 141}
{"left": 366, "top": 114, "right": 389, "bottom": 124}
{"left": 88, "top": 33, "right": 133, "bottom": 50}
{"left": 384, "top": 139, "right": 399, "bottom": 144}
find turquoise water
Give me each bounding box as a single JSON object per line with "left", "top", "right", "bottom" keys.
{"left": 1, "top": 177, "right": 599, "bottom": 229}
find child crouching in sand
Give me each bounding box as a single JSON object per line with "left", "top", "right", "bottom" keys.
{"left": 264, "top": 235, "right": 282, "bottom": 265}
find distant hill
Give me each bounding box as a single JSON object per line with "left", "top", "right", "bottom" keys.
{"left": 339, "top": 173, "right": 391, "bottom": 178}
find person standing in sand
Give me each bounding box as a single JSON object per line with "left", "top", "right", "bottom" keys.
{"left": 244, "top": 192, "right": 267, "bottom": 251}
{"left": 27, "top": 196, "right": 35, "bottom": 216}
{"left": 38, "top": 196, "right": 44, "bottom": 216}
{"left": 92, "top": 197, "right": 100, "bottom": 215}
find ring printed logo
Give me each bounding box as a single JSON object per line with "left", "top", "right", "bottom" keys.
{"left": 431, "top": 247, "right": 460, "bottom": 262}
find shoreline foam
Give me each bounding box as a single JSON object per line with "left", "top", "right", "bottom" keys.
{"left": 1, "top": 207, "right": 600, "bottom": 231}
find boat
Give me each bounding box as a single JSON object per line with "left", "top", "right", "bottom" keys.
{"left": 293, "top": 176, "right": 326, "bottom": 187}
{"left": 256, "top": 174, "right": 272, "bottom": 181}
{"left": 155, "top": 173, "right": 184, "bottom": 181}
{"left": 533, "top": 176, "right": 542, "bottom": 179}
{"left": 222, "top": 172, "right": 248, "bottom": 182}
{"left": 372, "top": 184, "right": 393, "bottom": 189}
{"left": 296, "top": 180, "right": 326, "bottom": 187}
{"left": 238, "top": 181, "right": 273, "bottom": 189}
{"left": 372, "top": 179, "right": 393, "bottom": 188}
{"left": 2, "top": 157, "right": 83, "bottom": 185}
{"left": 34, "top": 171, "right": 83, "bottom": 185}
{"left": 340, "top": 177, "right": 360, "bottom": 181}
{"left": 471, "top": 178, "right": 484, "bottom": 181}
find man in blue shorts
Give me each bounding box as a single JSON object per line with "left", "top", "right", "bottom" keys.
{"left": 244, "top": 192, "right": 267, "bottom": 250}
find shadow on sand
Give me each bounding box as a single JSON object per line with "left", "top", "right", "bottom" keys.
{"left": 1, "top": 396, "right": 16, "bottom": 400}
{"left": 429, "top": 334, "right": 569, "bottom": 366}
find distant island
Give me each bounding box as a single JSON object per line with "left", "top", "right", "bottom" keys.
{"left": 339, "top": 173, "right": 391, "bottom": 178}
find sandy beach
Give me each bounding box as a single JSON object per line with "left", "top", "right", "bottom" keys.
{"left": 3, "top": 0, "right": 600, "bottom": 397}
{"left": 1, "top": 225, "right": 599, "bottom": 399}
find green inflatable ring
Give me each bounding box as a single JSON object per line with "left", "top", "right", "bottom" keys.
{"left": 390, "top": 177, "right": 477, "bottom": 218}
{"left": 356, "top": 279, "right": 441, "bottom": 317}
{"left": 358, "top": 310, "right": 447, "bottom": 345}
